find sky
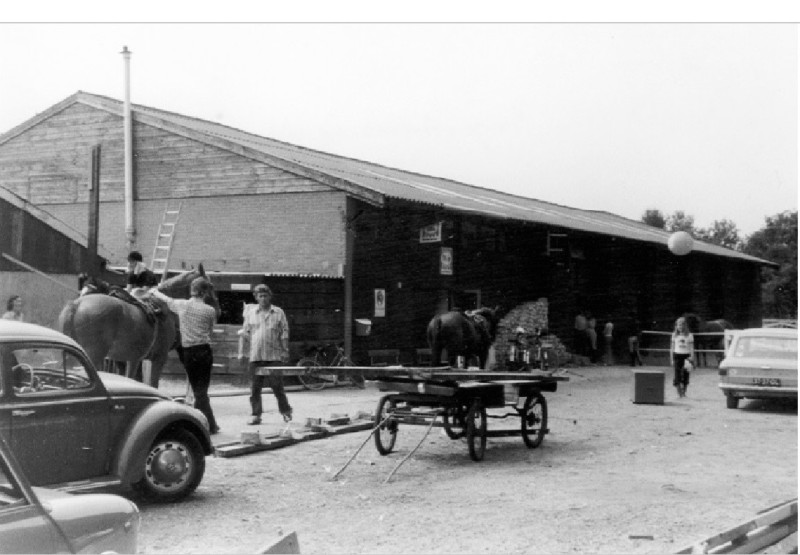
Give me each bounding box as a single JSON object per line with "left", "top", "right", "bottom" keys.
{"left": 0, "top": 9, "right": 797, "bottom": 238}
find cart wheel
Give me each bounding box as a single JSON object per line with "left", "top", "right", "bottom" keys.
{"left": 374, "top": 396, "right": 398, "bottom": 455}
{"left": 442, "top": 406, "right": 466, "bottom": 439}
{"left": 296, "top": 359, "right": 327, "bottom": 391}
{"left": 465, "top": 399, "right": 487, "bottom": 462}
{"left": 520, "top": 392, "right": 548, "bottom": 448}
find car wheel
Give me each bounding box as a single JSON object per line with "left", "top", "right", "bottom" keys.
{"left": 726, "top": 395, "right": 739, "bottom": 409}
{"left": 133, "top": 429, "right": 205, "bottom": 502}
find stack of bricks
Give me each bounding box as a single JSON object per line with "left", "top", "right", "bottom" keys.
{"left": 491, "top": 298, "right": 569, "bottom": 369}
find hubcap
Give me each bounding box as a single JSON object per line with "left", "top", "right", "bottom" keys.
{"left": 145, "top": 441, "right": 191, "bottom": 491}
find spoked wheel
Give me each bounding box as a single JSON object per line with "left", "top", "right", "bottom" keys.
{"left": 520, "top": 392, "right": 548, "bottom": 448}
{"left": 442, "top": 405, "right": 466, "bottom": 439}
{"left": 465, "top": 399, "right": 487, "bottom": 462}
{"left": 296, "top": 359, "right": 327, "bottom": 391}
{"left": 374, "top": 396, "right": 398, "bottom": 455}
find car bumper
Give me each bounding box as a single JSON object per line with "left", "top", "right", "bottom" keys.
{"left": 719, "top": 383, "right": 798, "bottom": 399}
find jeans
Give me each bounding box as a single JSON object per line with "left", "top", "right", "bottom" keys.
{"left": 182, "top": 344, "right": 218, "bottom": 432}
{"left": 250, "top": 361, "right": 292, "bottom": 417}
{"left": 673, "top": 353, "right": 692, "bottom": 389}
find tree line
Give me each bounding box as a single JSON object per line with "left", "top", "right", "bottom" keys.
{"left": 641, "top": 209, "right": 797, "bottom": 320}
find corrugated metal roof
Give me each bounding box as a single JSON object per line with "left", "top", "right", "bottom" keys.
{"left": 6, "top": 92, "right": 772, "bottom": 266}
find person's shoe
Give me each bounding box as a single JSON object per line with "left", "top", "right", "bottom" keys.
{"left": 282, "top": 411, "right": 293, "bottom": 422}
{"left": 210, "top": 427, "right": 220, "bottom": 435}
{"left": 247, "top": 416, "right": 261, "bottom": 425}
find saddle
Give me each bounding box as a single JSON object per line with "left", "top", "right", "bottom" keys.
{"left": 465, "top": 310, "right": 492, "bottom": 343}
{"left": 104, "top": 286, "right": 164, "bottom": 324}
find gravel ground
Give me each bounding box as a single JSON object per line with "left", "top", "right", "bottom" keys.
{"left": 138, "top": 364, "right": 797, "bottom": 554}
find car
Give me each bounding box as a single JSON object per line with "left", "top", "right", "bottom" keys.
{"left": 0, "top": 320, "right": 213, "bottom": 501}
{"left": 0, "top": 430, "right": 140, "bottom": 553}
{"left": 718, "top": 327, "right": 798, "bottom": 409}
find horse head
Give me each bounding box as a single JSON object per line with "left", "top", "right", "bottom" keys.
{"left": 470, "top": 305, "right": 502, "bottom": 339}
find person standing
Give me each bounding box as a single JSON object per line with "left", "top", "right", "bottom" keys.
{"left": 628, "top": 315, "right": 644, "bottom": 367}
{"left": 238, "top": 284, "right": 292, "bottom": 425}
{"left": 586, "top": 313, "right": 598, "bottom": 363}
{"left": 602, "top": 316, "right": 614, "bottom": 365}
{"left": 2, "top": 295, "right": 24, "bottom": 321}
{"left": 574, "top": 310, "right": 588, "bottom": 358}
{"left": 152, "top": 277, "right": 221, "bottom": 434}
{"left": 670, "top": 316, "right": 695, "bottom": 398}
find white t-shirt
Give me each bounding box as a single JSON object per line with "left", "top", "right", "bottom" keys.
{"left": 672, "top": 333, "right": 694, "bottom": 355}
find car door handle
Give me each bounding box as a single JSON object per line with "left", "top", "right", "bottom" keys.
{"left": 12, "top": 410, "right": 36, "bottom": 417}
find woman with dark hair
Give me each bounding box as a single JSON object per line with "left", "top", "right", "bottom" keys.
{"left": 2, "top": 295, "right": 24, "bottom": 321}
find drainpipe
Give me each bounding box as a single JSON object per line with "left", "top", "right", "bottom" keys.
{"left": 121, "top": 46, "right": 135, "bottom": 249}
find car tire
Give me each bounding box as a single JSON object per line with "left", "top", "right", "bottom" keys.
{"left": 132, "top": 429, "right": 206, "bottom": 502}
{"left": 726, "top": 395, "right": 739, "bottom": 409}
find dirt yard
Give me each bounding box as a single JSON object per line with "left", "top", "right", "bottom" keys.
{"left": 136, "top": 365, "right": 797, "bottom": 554}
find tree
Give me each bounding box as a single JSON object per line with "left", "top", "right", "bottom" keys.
{"left": 695, "top": 219, "right": 742, "bottom": 250}
{"left": 666, "top": 211, "right": 695, "bottom": 233}
{"left": 743, "top": 211, "right": 798, "bottom": 319}
{"left": 641, "top": 209, "right": 666, "bottom": 229}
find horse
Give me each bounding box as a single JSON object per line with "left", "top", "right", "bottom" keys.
{"left": 58, "top": 266, "right": 207, "bottom": 388}
{"left": 427, "top": 306, "right": 501, "bottom": 369}
{"left": 682, "top": 313, "right": 735, "bottom": 367}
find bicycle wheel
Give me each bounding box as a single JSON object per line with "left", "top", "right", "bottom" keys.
{"left": 520, "top": 392, "right": 548, "bottom": 448}
{"left": 374, "top": 396, "right": 398, "bottom": 455}
{"left": 296, "top": 358, "right": 326, "bottom": 391}
{"left": 465, "top": 399, "right": 487, "bottom": 462}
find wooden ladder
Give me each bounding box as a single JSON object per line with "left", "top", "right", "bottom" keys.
{"left": 150, "top": 200, "right": 182, "bottom": 280}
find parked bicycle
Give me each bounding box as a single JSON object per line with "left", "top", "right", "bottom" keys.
{"left": 506, "top": 328, "right": 560, "bottom": 372}
{"left": 295, "top": 343, "right": 365, "bottom": 391}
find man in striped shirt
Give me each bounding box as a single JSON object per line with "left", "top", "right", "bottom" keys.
{"left": 238, "top": 284, "right": 292, "bottom": 425}
{"left": 153, "top": 277, "right": 221, "bottom": 434}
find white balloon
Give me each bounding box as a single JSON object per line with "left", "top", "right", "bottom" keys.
{"left": 668, "top": 231, "right": 694, "bottom": 256}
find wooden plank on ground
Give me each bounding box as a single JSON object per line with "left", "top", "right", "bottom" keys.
{"left": 675, "top": 498, "right": 797, "bottom": 554}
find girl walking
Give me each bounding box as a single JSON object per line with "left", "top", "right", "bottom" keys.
{"left": 670, "top": 316, "right": 695, "bottom": 397}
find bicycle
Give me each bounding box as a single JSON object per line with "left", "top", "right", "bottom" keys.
{"left": 505, "top": 329, "right": 560, "bottom": 372}
{"left": 295, "top": 343, "right": 365, "bottom": 391}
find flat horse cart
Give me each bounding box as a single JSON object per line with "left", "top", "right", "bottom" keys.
{"left": 328, "top": 367, "right": 568, "bottom": 482}
{"left": 365, "top": 369, "right": 568, "bottom": 462}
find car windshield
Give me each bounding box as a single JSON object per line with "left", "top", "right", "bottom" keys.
{"left": 732, "top": 336, "right": 797, "bottom": 360}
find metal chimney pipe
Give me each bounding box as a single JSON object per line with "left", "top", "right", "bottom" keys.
{"left": 121, "top": 46, "right": 135, "bottom": 248}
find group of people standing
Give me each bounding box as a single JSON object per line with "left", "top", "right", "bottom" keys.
{"left": 126, "top": 252, "right": 292, "bottom": 434}
{"left": 573, "top": 311, "right": 614, "bottom": 365}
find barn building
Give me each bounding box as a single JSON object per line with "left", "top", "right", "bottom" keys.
{"left": 0, "top": 91, "right": 771, "bottom": 370}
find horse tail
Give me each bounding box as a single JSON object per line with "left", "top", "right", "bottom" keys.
{"left": 58, "top": 299, "right": 80, "bottom": 339}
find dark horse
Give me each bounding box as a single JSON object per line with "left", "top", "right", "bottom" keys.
{"left": 59, "top": 267, "right": 208, "bottom": 388}
{"left": 427, "top": 307, "right": 501, "bottom": 369}
{"left": 683, "top": 313, "right": 735, "bottom": 367}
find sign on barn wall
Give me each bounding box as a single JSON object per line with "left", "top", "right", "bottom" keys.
{"left": 374, "top": 288, "right": 386, "bottom": 317}
{"left": 419, "top": 222, "right": 443, "bottom": 243}
{"left": 440, "top": 247, "right": 453, "bottom": 275}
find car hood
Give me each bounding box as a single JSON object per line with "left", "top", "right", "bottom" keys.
{"left": 33, "top": 487, "right": 140, "bottom": 554}
{"left": 97, "top": 372, "right": 172, "bottom": 400}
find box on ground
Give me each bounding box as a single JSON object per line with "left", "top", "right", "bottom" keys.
{"left": 631, "top": 369, "right": 665, "bottom": 404}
